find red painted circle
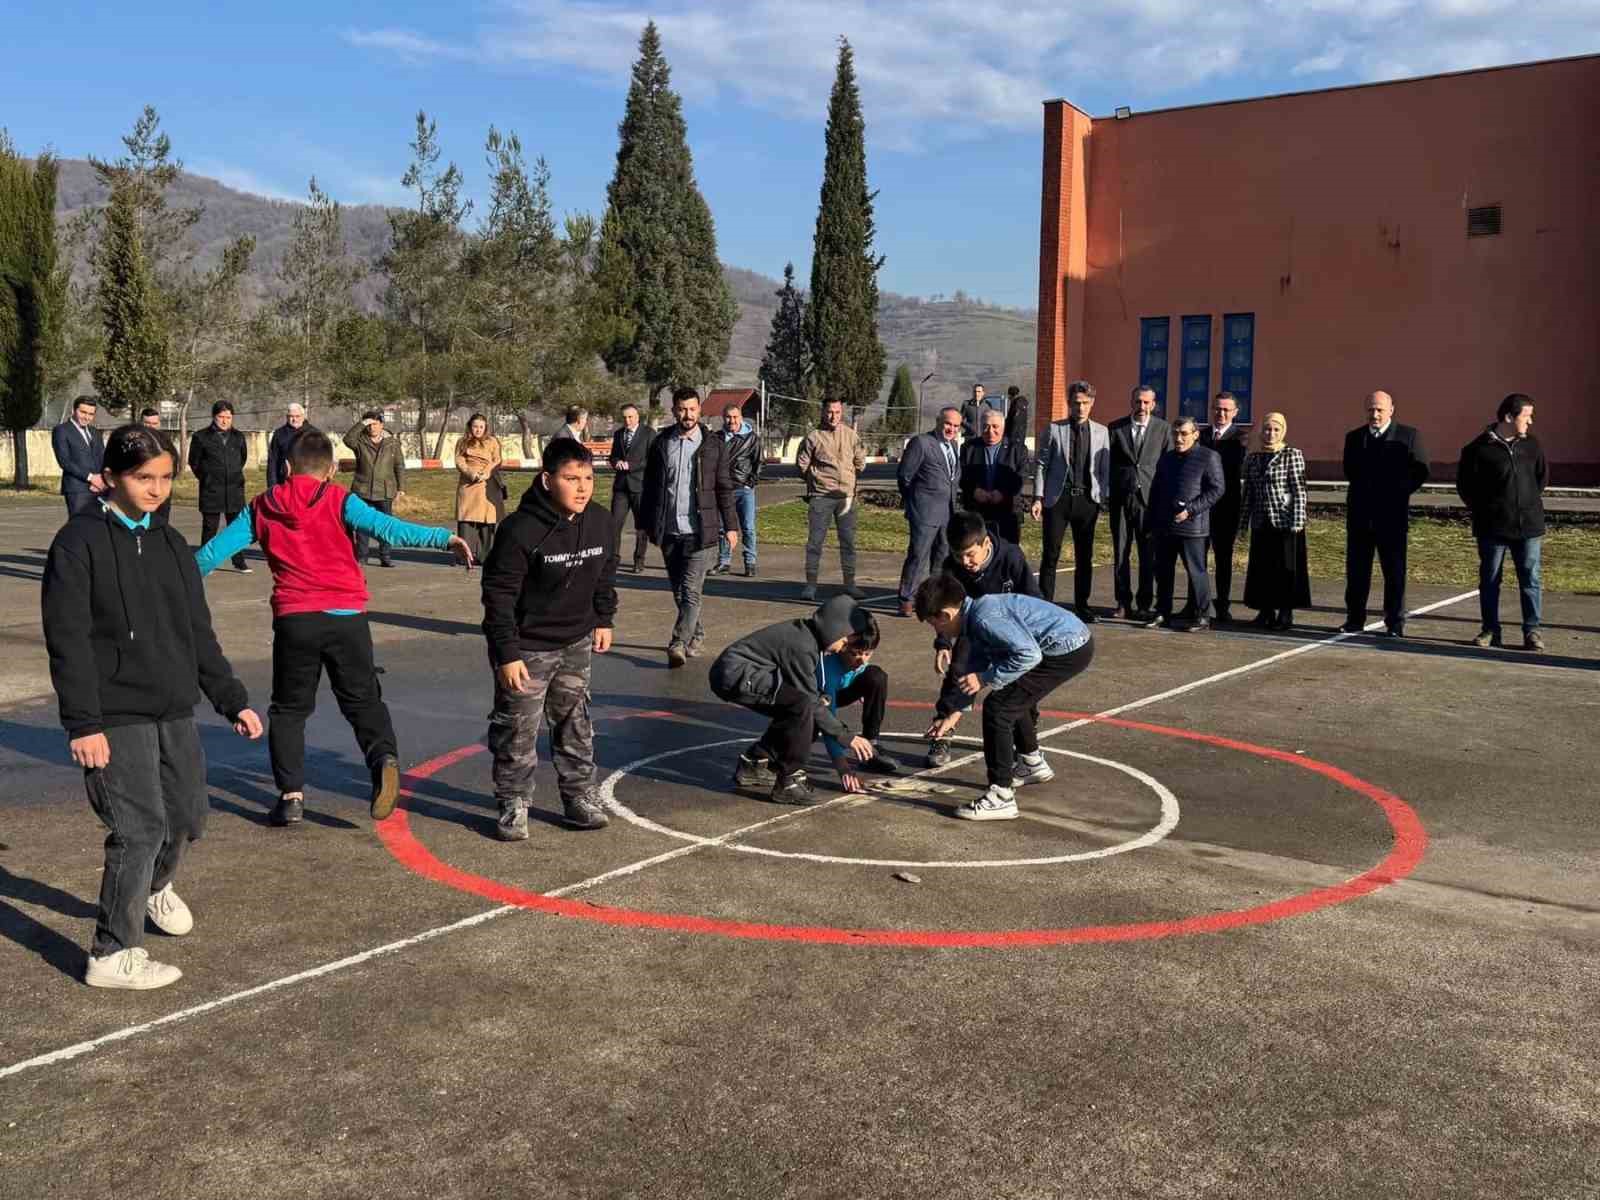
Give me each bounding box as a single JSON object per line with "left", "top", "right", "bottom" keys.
{"left": 377, "top": 711, "right": 1427, "bottom": 948}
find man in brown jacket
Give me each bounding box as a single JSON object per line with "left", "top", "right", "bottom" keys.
{"left": 796, "top": 399, "right": 867, "bottom": 601}
{"left": 344, "top": 411, "right": 406, "bottom": 567}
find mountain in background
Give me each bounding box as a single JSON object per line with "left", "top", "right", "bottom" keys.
{"left": 55, "top": 160, "right": 1037, "bottom": 412}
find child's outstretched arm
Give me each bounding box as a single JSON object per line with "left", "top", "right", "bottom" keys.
{"left": 194, "top": 509, "right": 257, "bottom": 577}
{"left": 343, "top": 494, "right": 472, "bottom": 564}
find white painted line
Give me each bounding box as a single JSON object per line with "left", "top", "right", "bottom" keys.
{"left": 1034, "top": 589, "right": 1480, "bottom": 738}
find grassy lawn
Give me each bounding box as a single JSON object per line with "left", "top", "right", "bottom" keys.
{"left": 754, "top": 501, "right": 1600, "bottom": 595}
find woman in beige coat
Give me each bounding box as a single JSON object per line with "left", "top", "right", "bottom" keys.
{"left": 455, "top": 413, "right": 503, "bottom": 562}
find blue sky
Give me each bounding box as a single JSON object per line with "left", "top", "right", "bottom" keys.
{"left": 5, "top": 2, "right": 1597, "bottom": 305}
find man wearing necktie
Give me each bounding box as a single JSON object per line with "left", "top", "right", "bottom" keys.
{"left": 51, "top": 396, "right": 107, "bottom": 518}
{"left": 896, "top": 407, "right": 964, "bottom": 617}
{"left": 1341, "top": 389, "right": 1429, "bottom": 636}
{"left": 609, "top": 404, "right": 655, "bottom": 572}
{"left": 1107, "top": 385, "right": 1172, "bottom": 620}
{"left": 959, "top": 408, "right": 1027, "bottom": 544}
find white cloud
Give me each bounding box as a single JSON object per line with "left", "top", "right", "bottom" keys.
{"left": 343, "top": 1, "right": 1600, "bottom": 142}
{"left": 187, "top": 160, "right": 305, "bottom": 204}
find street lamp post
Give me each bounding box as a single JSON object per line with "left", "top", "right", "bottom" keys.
{"left": 918, "top": 372, "right": 935, "bottom": 434}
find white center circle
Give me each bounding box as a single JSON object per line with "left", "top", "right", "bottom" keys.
{"left": 600, "top": 735, "right": 1180, "bottom": 869}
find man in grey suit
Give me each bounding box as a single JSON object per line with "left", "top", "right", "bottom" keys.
{"left": 1107, "top": 385, "right": 1171, "bottom": 620}
{"left": 51, "top": 396, "right": 107, "bottom": 517}
{"left": 896, "top": 406, "right": 963, "bottom": 617}
{"left": 1031, "top": 380, "right": 1110, "bottom": 621}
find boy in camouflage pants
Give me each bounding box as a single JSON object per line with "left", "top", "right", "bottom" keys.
{"left": 481, "top": 439, "right": 618, "bottom": 841}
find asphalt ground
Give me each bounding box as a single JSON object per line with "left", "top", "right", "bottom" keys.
{"left": 0, "top": 499, "right": 1596, "bottom": 1199}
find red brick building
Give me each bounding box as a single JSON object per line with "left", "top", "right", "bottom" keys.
{"left": 1035, "top": 54, "right": 1600, "bottom": 481}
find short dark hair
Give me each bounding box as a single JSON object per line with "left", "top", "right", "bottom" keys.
{"left": 1007, "top": 386, "right": 1021, "bottom": 398}
{"left": 949, "top": 511, "right": 991, "bottom": 552}
{"left": 1214, "top": 391, "right": 1236, "bottom": 403}
{"left": 289, "top": 429, "right": 335, "bottom": 475}
{"left": 362, "top": 409, "right": 384, "bottom": 423}
{"left": 211, "top": 399, "right": 234, "bottom": 417}
{"left": 671, "top": 387, "right": 700, "bottom": 405}
{"left": 73, "top": 395, "right": 97, "bottom": 412}
{"left": 846, "top": 609, "right": 881, "bottom": 652}
{"left": 913, "top": 573, "right": 967, "bottom": 621}
{"left": 1496, "top": 393, "right": 1534, "bottom": 423}
{"left": 138, "top": 407, "right": 160, "bottom": 420}
{"left": 1067, "top": 380, "right": 1096, "bottom": 400}
{"left": 543, "top": 437, "right": 594, "bottom": 474}
{"left": 103, "top": 425, "right": 171, "bottom": 475}
{"left": 565, "top": 405, "right": 586, "bottom": 425}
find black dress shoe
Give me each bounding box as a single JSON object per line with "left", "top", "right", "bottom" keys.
{"left": 269, "top": 793, "right": 304, "bottom": 826}
{"left": 1214, "top": 609, "right": 1233, "bottom": 624}
{"left": 1250, "top": 612, "right": 1273, "bottom": 629}
{"left": 1339, "top": 620, "right": 1365, "bottom": 633}
{"left": 710, "top": 563, "right": 731, "bottom": 575}
{"left": 858, "top": 749, "right": 900, "bottom": 776}
{"left": 743, "top": 563, "right": 757, "bottom": 578}
{"left": 1378, "top": 625, "right": 1405, "bottom": 639}
{"left": 1074, "top": 607, "right": 1098, "bottom": 624}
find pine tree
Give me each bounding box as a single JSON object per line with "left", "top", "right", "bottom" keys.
{"left": 91, "top": 181, "right": 170, "bottom": 415}
{"left": 274, "top": 178, "right": 360, "bottom": 409}
{"left": 806, "top": 38, "right": 886, "bottom": 419}
{"left": 881, "top": 362, "right": 918, "bottom": 442}
{"left": 169, "top": 234, "right": 253, "bottom": 463}
{"left": 595, "top": 21, "right": 735, "bottom": 408}
{"left": 0, "top": 134, "right": 63, "bottom": 487}
{"left": 758, "top": 262, "right": 811, "bottom": 436}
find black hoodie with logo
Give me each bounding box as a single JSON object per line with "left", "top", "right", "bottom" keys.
{"left": 481, "top": 479, "right": 618, "bottom": 666}
{"left": 42, "top": 504, "right": 250, "bottom": 738}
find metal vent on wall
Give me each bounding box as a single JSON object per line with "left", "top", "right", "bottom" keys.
{"left": 1467, "top": 204, "right": 1502, "bottom": 237}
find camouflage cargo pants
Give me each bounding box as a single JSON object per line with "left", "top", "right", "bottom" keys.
{"left": 487, "top": 638, "right": 594, "bottom": 819}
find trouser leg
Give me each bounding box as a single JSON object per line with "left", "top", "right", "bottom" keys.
{"left": 836, "top": 502, "right": 858, "bottom": 584}
{"left": 1110, "top": 500, "right": 1134, "bottom": 608}
{"left": 1039, "top": 499, "right": 1068, "bottom": 602}
{"left": 1477, "top": 538, "right": 1506, "bottom": 631}
{"left": 665, "top": 539, "right": 712, "bottom": 646}
{"left": 1070, "top": 498, "right": 1100, "bottom": 611}
{"left": 543, "top": 638, "right": 596, "bottom": 801}
{"left": 739, "top": 486, "right": 758, "bottom": 567}
{"left": 1211, "top": 520, "right": 1237, "bottom": 614}
{"left": 1512, "top": 537, "right": 1543, "bottom": 632}
{"left": 84, "top": 723, "right": 164, "bottom": 956}
{"left": 1154, "top": 535, "right": 1181, "bottom": 617}
{"left": 226, "top": 509, "right": 246, "bottom": 569}
{"left": 835, "top": 664, "right": 888, "bottom": 741}
{"left": 804, "top": 497, "right": 831, "bottom": 583}
{"left": 322, "top": 614, "right": 397, "bottom": 771}
{"left": 1345, "top": 521, "right": 1376, "bottom": 622}
{"left": 981, "top": 644, "right": 1095, "bottom": 787}
{"left": 372, "top": 499, "right": 394, "bottom": 564}
{"left": 899, "top": 517, "right": 943, "bottom": 601}
{"left": 1179, "top": 535, "right": 1212, "bottom": 617}
{"left": 200, "top": 510, "right": 222, "bottom": 550}
{"left": 150, "top": 717, "right": 208, "bottom": 893}
{"left": 267, "top": 614, "right": 325, "bottom": 795}
{"left": 488, "top": 646, "right": 559, "bottom": 810}
{"left": 748, "top": 686, "right": 817, "bottom": 774}
{"left": 1132, "top": 508, "right": 1155, "bottom": 611}
{"left": 1376, "top": 524, "right": 1409, "bottom": 628}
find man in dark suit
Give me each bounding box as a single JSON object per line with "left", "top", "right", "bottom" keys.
{"left": 1191, "top": 391, "right": 1248, "bottom": 622}
{"left": 1107, "top": 386, "right": 1171, "bottom": 620}
{"left": 959, "top": 384, "right": 995, "bottom": 445}
{"left": 609, "top": 403, "right": 654, "bottom": 572}
{"left": 1031, "top": 379, "right": 1110, "bottom": 620}
{"left": 1342, "top": 389, "right": 1429, "bottom": 637}
{"left": 896, "top": 406, "right": 963, "bottom": 617}
{"left": 51, "top": 396, "right": 106, "bottom": 517}
{"left": 959, "top": 408, "right": 1028, "bottom": 544}
{"left": 1002, "top": 386, "right": 1031, "bottom": 448}
{"left": 189, "top": 399, "right": 251, "bottom": 572}
{"left": 1146, "top": 418, "right": 1225, "bottom": 631}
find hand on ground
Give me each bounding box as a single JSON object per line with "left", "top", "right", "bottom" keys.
{"left": 834, "top": 760, "right": 866, "bottom": 794}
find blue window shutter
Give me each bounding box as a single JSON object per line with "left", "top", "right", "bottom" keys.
{"left": 1222, "top": 313, "right": 1255, "bottom": 422}
{"left": 1179, "top": 316, "right": 1211, "bottom": 422}
{"left": 1139, "top": 317, "right": 1170, "bottom": 416}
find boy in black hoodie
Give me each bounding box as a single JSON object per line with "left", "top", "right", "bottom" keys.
{"left": 43, "top": 426, "right": 262, "bottom": 991}
{"left": 481, "top": 439, "right": 618, "bottom": 842}
{"left": 925, "top": 512, "right": 1041, "bottom": 767}
{"left": 709, "top": 596, "right": 889, "bottom": 804}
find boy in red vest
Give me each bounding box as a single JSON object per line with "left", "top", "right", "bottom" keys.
{"left": 197, "top": 430, "right": 471, "bottom": 826}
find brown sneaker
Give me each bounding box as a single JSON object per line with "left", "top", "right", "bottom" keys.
{"left": 1524, "top": 630, "right": 1546, "bottom": 652}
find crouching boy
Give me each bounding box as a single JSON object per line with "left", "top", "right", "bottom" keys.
{"left": 914, "top": 573, "right": 1094, "bottom": 821}
{"left": 481, "top": 439, "right": 617, "bottom": 842}
{"left": 710, "top": 596, "right": 894, "bottom": 804}
{"left": 196, "top": 430, "right": 472, "bottom": 826}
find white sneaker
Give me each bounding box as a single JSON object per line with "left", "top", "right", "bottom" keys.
{"left": 955, "top": 785, "right": 1019, "bottom": 821}
{"left": 84, "top": 946, "right": 183, "bottom": 990}
{"left": 146, "top": 884, "right": 193, "bottom": 936}
{"left": 1013, "top": 753, "right": 1055, "bottom": 786}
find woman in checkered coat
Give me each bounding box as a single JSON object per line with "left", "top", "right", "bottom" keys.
{"left": 1239, "top": 411, "right": 1311, "bottom": 631}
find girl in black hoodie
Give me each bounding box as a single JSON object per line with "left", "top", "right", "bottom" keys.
{"left": 480, "top": 438, "right": 617, "bottom": 842}
{"left": 42, "top": 426, "right": 261, "bottom": 991}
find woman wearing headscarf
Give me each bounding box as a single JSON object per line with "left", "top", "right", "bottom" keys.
{"left": 455, "top": 413, "right": 504, "bottom": 563}
{"left": 1238, "top": 411, "right": 1311, "bottom": 631}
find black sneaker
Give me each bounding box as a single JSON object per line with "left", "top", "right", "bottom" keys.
{"left": 733, "top": 749, "right": 778, "bottom": 790}
{"left": 927, "top": 739, "right": 951, "bottom": 768}
{"left": 858, "top": 749, "right": 900, "bottom": 776}
{"left": 370, "top": 756, "right": 401, "bottom": 821}
{"left": 1340, "top": 619, "right": 1365, "bottom": 633}
{"left": 772, "top": 770, "right": 817, "bottom": 805}
{"left": 1074, "top": 606, "right": 1098, "bottom": 624}
{"left": 743, "top": 563, "right": 757, "bottom": 578}
{"left": 562, "top": 794, "right": 610, "bottom": 830}
{"left": 379, "top": 559, "right": 395, "bottom": 569}
{"left": 710, "top": 563, "right": 731, "bottom": 575}
{"left": 269, "top": 793, "right": 304, "bottom": 827}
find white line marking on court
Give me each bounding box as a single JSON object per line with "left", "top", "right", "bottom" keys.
{"left": 0, "top": 589, "right": 1478, "bottom": 1081}
{"left": 602, "top": 739, "right": 1180, "bottom": 868}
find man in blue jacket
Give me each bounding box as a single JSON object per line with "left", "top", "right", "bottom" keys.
{"left": 895, "top": 406, "right": 963, "bottom": 617}
{"left": 917, "top": 574, "right": 1094, "bottom": 821}
{"left": 51, "top": 396, "right": 106, "bottom": 517}
{"left": 1145, "top": 417, "right": 1224, "bottom": 631}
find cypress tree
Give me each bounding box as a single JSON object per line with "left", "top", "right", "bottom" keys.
{"left": 92, "top": 182, "right": 171, "bottom": 414}
{"left": 806, "top": 38, "right": 886, "bottom": 419}
{"left": 881, "top": 362, "right": 918, "bottom": 440}
{"left": 757, "top": 262, "right": 811, "bottom": 435}
{"left": 595, "top": 21, "right": 735, "bottom": 407}
{"left": 0, "top": 136, "right": 62, "bottom": 487}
